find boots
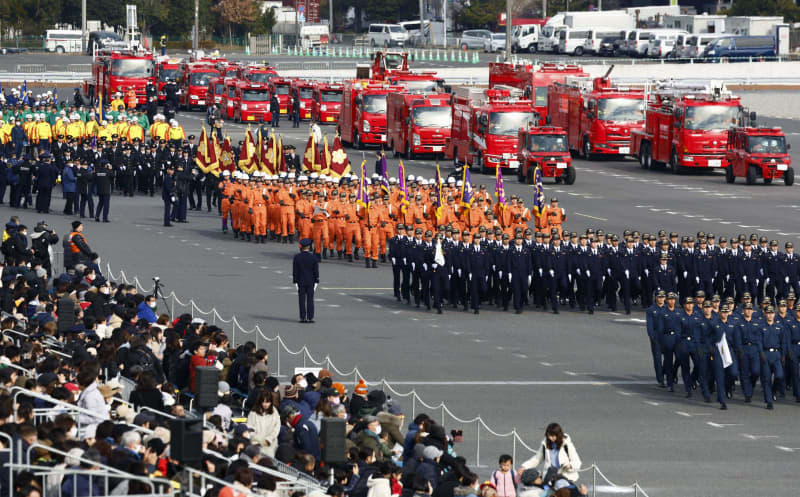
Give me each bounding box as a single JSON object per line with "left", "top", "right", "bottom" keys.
{"left": 317, "top": 253, "right": 322, "bottom": 261}
{"left": 247, "top": 233, "right": 252, "bottom": 241}
{"left": 234, "top": 230, "right": 239, "bottom": 239}
{"left": 354, "top": 250, "right": 360, "bottom": 260}
{"left": 348, "top": 253, "right": 353, "bottom": 262}
{"left": 372, "top": 259, "right": 377, "bottom": 268}
{"left": 323, "top": 248, "right": 328, "bottom": 259}
{"left": 365, "top": 258, "right": 371, "bottom": 268}
{"left": 380, "top": 254, "right": 387, "bottom": 263}
{"left": 338, "top": 251, "right": 343, "bottom": 259}
{"left": 282, "top": 236, "right": 288, "bottom": 244}
{"left": 289, "top": 235, "right": 294, "bottom": 243}
{"left": 261, "top": 235, "right": 266, "bottom": 244}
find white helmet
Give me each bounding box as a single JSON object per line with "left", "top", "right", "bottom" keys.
{"left": 222, "top": 170, "right": 231, "bottom": 176}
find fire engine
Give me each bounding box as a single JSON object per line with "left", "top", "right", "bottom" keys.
{"left": 517, "top": 124, "right": 575, "bottom": 184}
{"left": 387, "top": 93, "right": 452, "bottom": 159}
{"left": 446, "top": 87, "right": 536, "bottom": 173}
{"left": 338, "top": 80, "right": 405, "bottom": 149}
{"left": 547, "top": 68, "right": 645, "bottom": 159}
{"left": 387, "top": 72, "right": 445, "bottom": 94}
{"left": 489, "top": 62, "right": 588, "bottom": 120}
{"left": 725, "top": 114, "right": 794, "bottom": 185}
{"left": 268, "top": 78, "right": 294, "bottom": 115}
{"left": 236, "top": 64, "right": 278, "bottom": 84}
{"left": 368, "top": 51, "right": 409, "bottom": 81}
{"left": 178, "top": 61, "right": 220, "bottom": 111}
{"left": 290, "top": 80, "right": 315, "bottom": 120}
{"left": 206, "top": 76, "right": 226, "bottom": 109}
{"left": 84, "top": 49, "right": 155, "bottom": 105}
{"left": 155, "top": 58, "right": 181, "bottom": 102}
{"left": 311, "top": 83, "right": 343, "bottom": 124}
{"left": 232, "top": 81, "right": 272, "bottom": 123}
{"left": 631, "top": 82, "right": 743, "bottom": 173}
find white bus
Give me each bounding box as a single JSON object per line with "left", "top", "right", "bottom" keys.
{"left": 45, "top": 29, "right": 84, "bottom": 53}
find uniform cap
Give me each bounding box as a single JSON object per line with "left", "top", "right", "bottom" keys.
{"left": 711, "top": 294, "right": 721, "bottom": 302}
{"left": 786, "top": 242, "right": 793, "bottom": 249}
{"left": 770, "top": 240, "right": 778, "bottom": 246}
{"left": 765, "top": 305, "right": 775, "bottom": 313}
{"left": 743, "top": 302, "right": 754, "bottom": 310}
{"left": 742, "top": 292, "right": 752, "bottom": 299}
{"left": 684, "top": 297, "right": 695, "bottom": 304}
{"left": 667, "top": 292, "right": 677, "bottom": 299}
{"left": 695, "top": 290, "right": 706, "bottom": 298}
{"left": 720, "top": 304, "right": 730, "bottom": 312}
{"left": 299, "top": 238, "right": 312, "bottom": 247}
{"left": 702, "top": 301, "right": 712, "bottom": 308}
{"left": 656, "top": 290, "right": 666, "bottom": 298}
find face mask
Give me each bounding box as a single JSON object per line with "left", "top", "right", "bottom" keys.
{"left": 100, "top": 288, "right": 110, "bottom": 295}
{"left": 373, "top": 425, "right": 382, "bottom": 435}
{"left": 68, "top": 427, "right": 78, "bottom": 438}
{"left": 298, "top": 379, "right": 308, "bottom": 389}
{"left": 330, "top": 396, "right": 340, "bottom": 406}
{"left": 86, "top": 274, "right": 95, "bottom": 281}
{"left": 149, "top": 302, "right": 157, "bottom": 309}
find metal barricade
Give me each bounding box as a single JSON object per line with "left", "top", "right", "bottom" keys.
{"left": 15, "top": 64, "right": 46, "bottom": 73}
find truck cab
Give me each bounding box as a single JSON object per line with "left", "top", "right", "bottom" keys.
{"left": 725, "top": 125, "right": 793, "bottom": 185}
{"left": 236, "top": 64, "right": 278, "bottom": 84}
{"left": 370, "top": 51, "right": 409, "bottom": 80}
{"left": 387, "top": 72, "right": 444, "bottom": 93}
{"left": 179, "top": 62, "right": 220, "bottom": 110}
{"left": 489, "top": 62, "right": 587, "bottom": 121}
{"left": 156, "top": 59, "right": 181, "bottom": 102}
{"left": 312, "top": 83, "right": 343, "bottom": 123}
{"left": 446, "top": 87, "right": 536, "bottom": 174}
{"left": 268, "top": 78, "right": 293, "bottom": 115}
{"left": 387, "top": 93, "right": 452, "bottom": 160}
{"left": 339, "top": 80, "right": 405, "bottom": 149}
{"left": 206, "top": 77, "right": 226, "bottom": 109}
{"left": 517, "top": 125, "right": 574, "bottom": 184}
{"left": 85, "top": 49, "right": 155, "bottom": 106}
{"left": 290, "top": 80, "right": 315, "bottom": 120}
{"left": 233, "top": 81, "right": 271, "bottom": 123}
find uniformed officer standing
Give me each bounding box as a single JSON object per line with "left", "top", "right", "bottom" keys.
{"left": 293, "top": 238, "right": 319, "bottom": 323}
{"left": 466, "top": 233, "right": 487, "bottom": 314}
{"left": 93, "top": 160, "right": 112, "bottom": 222}
{"left": 389, "top": 224, "right": 407, "bottom": 301}
{"left": 761, "top": 305, "right": 784, "bottom": 409}
{"left": 162, "top": 165, "right": 175, "bottom": 227}
{"left": 508, "top": 233, "right": 532, "bottom": 314}
{"left": 34, "top": 153, "right": 57, "bottom": 214}
{"left": 646, "top": 291, "right": 667, "bottom": 387}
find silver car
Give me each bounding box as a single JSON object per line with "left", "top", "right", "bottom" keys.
{"left": 484, "top": 33, "right": 506, "bottom": 52}
{"left": 459, "top": 29, "right": 492, "bottom": 50}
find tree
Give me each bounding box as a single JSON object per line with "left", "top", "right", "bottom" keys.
{"left": 457, "top": 0, "right": 505, "bottom": 29}
{"left": 214, "top": 0, "right": 258, "bottom": 41}
{"left": 725, "top": 0, "right": 799, "bottom": 22}
{"left": 247, "top": 7, "right": 277, "bottom": 36}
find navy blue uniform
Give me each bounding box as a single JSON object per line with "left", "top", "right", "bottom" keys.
{"left": 389, "top": 234, "right": 406, "bottom": 301}
{"left": 465, "top": 244, "right": 488, "bottom": 312}
{"left": 162, "top": 172, "right": 175, "bottom": 226}
{"left": 507, "top": 243, "right": 532, "bottom": 313}
{"left": 739, "top": 316, "right": 763, "bottom": 401}
{"left": 618, "top": 247, "right": 640, "bottom": 314}
{"left": 784, "top": 315, "right": 800, "bottom": 401}
{"left": 761, "top": 320, "right": 785, "bottom": 406}
{"left": 677, "top": 309, "right": 707, "bottom": 397}
{"left": 293, "top": 250, "right": 320, "bottom": 322}
{"left": 547, "top": 245, "right": 569, "bottom": 312}
{"left": 646, "top": 303, "right": 665, "bottom": 385}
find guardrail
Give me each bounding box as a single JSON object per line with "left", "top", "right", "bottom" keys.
{"left": 104, "top": 261, "right": 652, "bottom": 496}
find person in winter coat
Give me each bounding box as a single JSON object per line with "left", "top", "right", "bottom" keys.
{"left": 280, "top": 384, "right": 311, "bottom": 419}
{"left": 416, "top": 446, "right": 443, "bottom": 490}
{"left": 136, "top": 294, "right": 159, "bottom": 323}
{"left": 2, "top": 222, "right": 30, "bottom": 264}
{"left": 246, "top": 390, "right": 281, "bottom": 458}
{"left": 76, "top": 365, "right": 109, "bottom": 436}
{"left": 288, "top": 407, "right": 320, "bottom": 460}
{"left": 356, "top": 416, "right": 392, "bottom": 462}
{"left": 367, "top": 463, "right": 394, "bottom": 497}
{"left": 519, "top": 423, "right": 582, "bottom": 483}
{"left": 29, "top": 221, "right": 58, "bottom": 276}
{"left": 61, "top": 160, "right": 78, "bottom": 215}
{"left": 129, "top": 370, "right": 165, "bottom": 413}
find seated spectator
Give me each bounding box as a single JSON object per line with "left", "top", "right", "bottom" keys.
{"left": 247, "top": 390, "right": 280, "bottom": 457}
{"left": 519, "top": 423, "right": 581, "bottom": 483}
{"left": 128, "top": 370, "right": 165, "bottom": 413}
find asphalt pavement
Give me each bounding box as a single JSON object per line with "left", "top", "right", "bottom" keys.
{"left": 0, "top": 105, "right": 796, "bottom": 496}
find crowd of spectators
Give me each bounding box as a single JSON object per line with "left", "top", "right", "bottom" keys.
{"left": 0, "top": 215, "right": 588, "bottom": 497}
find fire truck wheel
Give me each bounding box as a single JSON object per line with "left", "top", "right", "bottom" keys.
{"left": 354, "top": 131, "right": 363, "bottom": 150}
{"left": 405, "top": 143, "right": 415, "bottom": 160}
{"left": 784, "top": 167, "right": 795, "bottom": 186}
{"left": 477, "top": 153, "right": 489, "bottom": 174}
{"left": 564, "top": 167, "right": 576, "bottom": 185}
{"left": 582, "top": 138, "right": 594, "bottom": 160}
{"left": 639, "top": 143, "right": 650, "bottom": 170}
{"left": 517, "top": 166, "right": 525, "bottom": 183}
{"left": 746, "top": 166, "right": 758, "bottom": 185}
{"left": 670, "top": 150, "right": 681, "bottom": 174}
{"left": 725, "top": 166, "right": 735, "bottom": 184}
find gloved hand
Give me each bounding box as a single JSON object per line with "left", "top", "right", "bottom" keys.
{"left": 586, "top": 270, "right": 591, "bottom": 278}
{"left": 528, "top": 275, "right": 532, "bottom": 286}
{"left": 499, "top": 271, "right": 503, "bottom": 279}
{"left": 423, "top": 263, "right": 428, "bottom": 271}
{"left": 625, "top": 269, "right": 630, "bottom": 278}
{"left": 786, "top": 276, "right": 790, "bottom": 284}
{"left": 568, "top": 274, "right": 572, "bottom": 283}
{"left": 683, "top": 271, "right": 688, "bottom": 278}
{"left": 726, "top": 274, "right": 730, "bottom": 281}
{"left": 432, "top": 263, "right": 438, "bottom": 269}
{"left": 695, "top": 276, "right": 700, "bottom": 284}
{"left": 412, "top": 262, "right": 416, "bottom": 271}
{"left": 492, "top": 265, "right": 496, "bottom": 271}
{"left": 508, "top": 273, "right": 512, "bottom": 282}
{"left": 403, "top": 258, "right": 407, "bottom": 265}
{"left": 392, "top": 257, "right": 396, "bottom": 265}
{"left": 644, "top": 269, "right": 649, "bottom": 276}
{"left": 743, "top": 275, "right": 747, "bottom": 283}
{"left": 458, "top": 269, "right": 462, "bottom": 277}
{"left": 314, "top": 283, "right": 318, "bottom": 291}
{"left": 766, "top": 277, "right": 770, "bottom": 285}
{"left": 576, "top": 269, "right": 581, "bottom": 275}
{"left": 549, "top": 269, "right": 555, "bottom": 277}
{"left": 539, "top": 268, "right": 543, "bottom": 276}
{"left": 469, "top": 273, "right": 473, "bottom": 281}
{"left": 295, "top": 283, "right": 299, "bottom": 290}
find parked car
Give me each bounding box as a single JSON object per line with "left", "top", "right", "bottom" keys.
{"left": 484, "top": 33, "right": 506, "bottom": 52}
{"left": 682, "top": 33, "right": 725, "bottom": 59}
{"left": 458, "top": 29, "right": 492, "bottom": 50}
{"left": 558, "top": 28, "right": 591, "bottom": 56}
{"left": 703, "top": 35, "right": 776, "bottom": 59}
{"left": 583, "top": 29, "right": 622, "bottom": 56}
{"left": 368, "top": 24, "right": 408, "bottom": 48}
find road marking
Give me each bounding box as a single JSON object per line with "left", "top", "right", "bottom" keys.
{"left": 741, "top": 433, "right": 779, "bottom": 440}
{"left": 325, "top": 304, "right": 341, "bottom": 307}
{"left": 564, "top": 370, "right": 597, "bottom": 376}
{"left": 644, "top": 401, "right": 661, "bottom": 406}
{"left": 675, "top": 411, "right": 713, "bottom": 417}
{"left": 574, "top": 212, "right": 608, "bottom": 221}
{"left": 512, "top": 353, "right": 528, "bottom": 358}
{"left": 613, "top": 318, "right": 646, "bottom": 323}
{"left": 707, "top": 422, "right": 742, "bottom": 428}
{"left": 323, "top": 287, "right": 393, "bottom": 290}
{"left": 359, "top": 380, "right": 653, "bottom": 386}
{"left": 775, "top": 445, "right": 800, "bottom": 452}
{"left": 616, "top": 390, "right": 637, "bottom": 396}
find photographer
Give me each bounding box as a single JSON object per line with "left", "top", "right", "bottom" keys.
{"left": 30, "top": 221, "right": 58, "bottom": 277}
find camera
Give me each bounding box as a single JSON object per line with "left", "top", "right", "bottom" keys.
{"left": 153, "top": 276, "right": 160, "bottom": 282}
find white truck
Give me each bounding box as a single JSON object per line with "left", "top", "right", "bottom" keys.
{"left": 512, "top": 24, "right": 541, "bottom": 53}
{"left": 540, "top": 11, "right": 634, "bottom": 52}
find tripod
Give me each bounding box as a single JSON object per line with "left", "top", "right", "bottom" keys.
{"left": 152, "top": 277, "right": 171, "bottom": 312}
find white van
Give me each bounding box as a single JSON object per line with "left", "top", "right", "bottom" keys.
{"left": 558, "top": 28, "right": 591, "bottom": 55}
{"left": 647, "top": 31, "right": 687, "bottom": 58}
{"left": 368, "top": 24, "right": 408, "bottom": 48}
{"left": 582, "top": 29, "right": 622, "bottom": 56}
{"left": 45, "top": 29, "right": 83, "bottom": 53}
{"left": 667, "top": 33, "right": 689, "bottom": 58}
{"left": 539, "top": 25, "right": 565, "bottom": 53}
{"left": 625, "top": 28, "right": 682, "bottom": 57}
{"left": 682, "top": 33, "right": 725, "bottom": 59}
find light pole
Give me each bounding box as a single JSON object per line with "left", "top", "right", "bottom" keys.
{"left": 504, "top": 0, "right": 512, "bottom": 60}
{"left": 193, "top": 0, "right": 199, "bottom": 50}
{"left": 82, "top": 0, "right": 87, "bottom": 53}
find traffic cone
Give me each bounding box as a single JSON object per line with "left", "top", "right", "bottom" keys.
{"left": 435, "top": 49, "right": 440, "bottom": 61}
{"left": 474, "top": 52, "right": 479, "bottom": 64}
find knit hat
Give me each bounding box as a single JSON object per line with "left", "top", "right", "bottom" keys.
{"left": 354, "top": 379, "right": 368, "bottom": 395}
{"left": 422, "top": 445, "right": 443, "bottom": 460}
{"left": 284, "top": 384, "right": 299, "bottom": 398}
{"left": 332, "top": 382, "right": 347, "bottom": 396}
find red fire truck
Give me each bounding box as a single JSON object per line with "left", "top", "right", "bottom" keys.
{"left": 290, "top": 80, "right": 315, "bottom": 120}
{"left": 84, "top": 49, "right": 155, "bottom": 105}
{"left": 178, "top": 62, "right": 220, "bottom": 111}
{"left": 547, "top": 70, "right": 645, "bottom": 159}
{"left": 387, "top": 93, "right": 452, "bottom": 159}
{"left": 206, "top": 77, "right": 226, "bottom": 109}
{"left": 221, "top": 78, "right": 238, "bottom": 119}
{"left": 517, "top": 124, "right": 575, "bottom": 184}
{"left": 387, "top": 72, "right": 445, "bottom": 94}
{"left": 338, "top": 80, "right": 405, "bottom": 149}
{"left": 311, "top": 83, "right": 343, "bottom": 124}
{"left": 725, "top": 119, "right": 793, "bottom": 185}
{"left": 236, "top": 64, "right": 278, "bottom": 84}
{"left": 446, "top": 87, "right": 536, "bottom": 173}
{"left": 631, "top": 82, "right": 743, "bottom": 173}
{"left": 155, "top": 58, "right": 181, "bottom": 102}
{"left": 489, "top": 62, "right": 587, "bottom": 120}
{"left": 369, "top": 51, "right": 409, "bottom": 81}
{"left": 232, "top": 81, "right": 272, "bottom": 123}
{"left": 268, "top": 78, "right": 294, "bottom": 116}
